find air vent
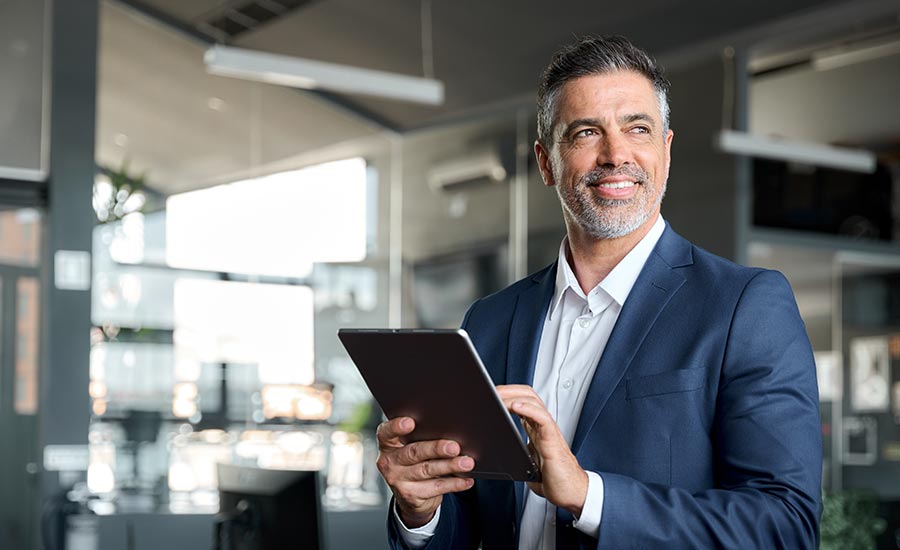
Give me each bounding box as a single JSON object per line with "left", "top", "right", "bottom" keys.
{"left": 196, "top": 0, "right": 315, "bottom": 40}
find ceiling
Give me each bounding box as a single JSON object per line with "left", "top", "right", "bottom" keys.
{"left": 128, "top": 0, "right": 888, "bottom": 131}
{"left": 96, "top": 0, "right": 900, "bottom": 194}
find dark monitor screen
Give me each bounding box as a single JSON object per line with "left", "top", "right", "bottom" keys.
{"left": 216, "top": 463, "right": 322, "bottom": 550}
{"left": 752, "top": 158, "right": 893, "bottom": 241}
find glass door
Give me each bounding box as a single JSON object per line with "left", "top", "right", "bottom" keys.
{"left": 0, "top": 206, "right": 42, "bottom": 550}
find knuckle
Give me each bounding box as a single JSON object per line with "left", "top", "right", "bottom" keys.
{"left": 375, "top": 455, "right": 390, "bottom": 475}
{"left": 406, "top": 444, "right": 420, "bottom": 463}
{"left": 419, "top": 461, "right": 432, "bottom": 479}
{"left": 433, "top": 477, "right": 446, "bottom": 492}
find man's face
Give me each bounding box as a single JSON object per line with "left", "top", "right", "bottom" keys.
{"left": 535, "top": 71, "right": 674, "bottom": 240}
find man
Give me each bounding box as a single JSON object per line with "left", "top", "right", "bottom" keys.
{"left": 376, "top": 35, "right": 822, "bottom": 549}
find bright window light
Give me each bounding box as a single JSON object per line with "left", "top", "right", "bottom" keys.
{"left": 173, "top": 279, "right": 314, "bottom": 385}
{"left": 166, "top": 158, "right": 368, "bottom": 278}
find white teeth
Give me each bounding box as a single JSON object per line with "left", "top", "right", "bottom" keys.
{"left": 598, "top": 181, "right": 635, "bottom": 189}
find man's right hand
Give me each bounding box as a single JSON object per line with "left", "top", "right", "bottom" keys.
{"left": 376, "top": 416, "right": 476, "bottom": 528}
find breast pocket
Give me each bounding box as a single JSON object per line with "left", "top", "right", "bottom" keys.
{"left": 625, "top": 367, "right": 707, "bottom": 400}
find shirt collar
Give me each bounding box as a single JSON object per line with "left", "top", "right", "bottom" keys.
{"left": 549, "top": 215, "right": 666, "bottom": 320}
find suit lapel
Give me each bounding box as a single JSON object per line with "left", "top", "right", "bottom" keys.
{"left": 506, "top": 262, "right": 556, "bottom": 387}
{"left": 506, "top": 262, "right": 556, "bottom": 530}
{"left": 571, "top": 227, "right": 692, "bottom": 454}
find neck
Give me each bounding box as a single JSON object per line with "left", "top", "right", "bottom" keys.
{"left": 565, "top": 212, "right": 659, "bottom": 294}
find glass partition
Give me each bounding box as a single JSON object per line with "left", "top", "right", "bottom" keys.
{"left": 749, "top": 240, "right": 900, "bottom": 504}
{"left": 87, "top": 156, "right": 386, "bottom": 515}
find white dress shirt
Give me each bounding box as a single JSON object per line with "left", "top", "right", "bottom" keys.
{"left": 395, "top": 216, "right": 667, "bottom": 549}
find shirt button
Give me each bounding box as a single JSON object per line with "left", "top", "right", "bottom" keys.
{"left": 562, "top": 379, "right": 574, "bottom": 390}
{"left": 578, "top": 318, "right": 590, "bottom": 328}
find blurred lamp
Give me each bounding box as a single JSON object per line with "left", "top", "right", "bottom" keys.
{"left": 261, "top": 384, "right": 333, "bottom": 421}
{"left": 715, "top": 129, "right": 876, "bottom": 174}
{"left": 205, "top": 45, "right": 445, "bottom": 105}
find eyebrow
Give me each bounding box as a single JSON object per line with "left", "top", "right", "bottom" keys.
{"left": 559, "top": 112, "right": 657, "bottom": 138}
{"left": 621, "top": 112, "right": 657, "bottom": 128}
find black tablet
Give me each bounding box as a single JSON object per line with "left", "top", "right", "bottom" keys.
{"left": 337, "top": 328, "right": 540, "bottom": 482}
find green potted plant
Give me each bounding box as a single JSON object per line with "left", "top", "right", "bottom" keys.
{"left": 820, "top": 490, "right": 887, "bottom": 550}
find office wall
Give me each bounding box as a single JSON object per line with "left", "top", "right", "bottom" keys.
{"left": 665, "top": 55, "right": 741, "bottom": 261}
{"left": 750, "top": 51, "right": 900, "bottom": 145}
{"left": 0, "top": 0, "right": 46, "bottom": 176}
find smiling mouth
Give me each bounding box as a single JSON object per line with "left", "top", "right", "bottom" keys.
{"left": 583, "top": 168, "right": 646, "bottom": 188}
{"left": 594, "top": 181, "right": 636, "bottom": 189}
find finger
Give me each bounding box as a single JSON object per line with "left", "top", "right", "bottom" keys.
{"left": 397, "top": 476, "right": 475, "bottom": 503}
{"left": 508, "top": 400, "right": 558, "bottom": 435}
{"left": 499, "top": 395, "right": 546, "bottom": 417}
{"left": 499, "top": 393, "right": 544, "bottom": 407}
{"left": 407, "top": 456, "right": 475, "bottom": 481}
{"left": 377, "top": 417, "right": 415, "bottom": 448}
{"left": 497, "top": 385, "right": 542, "bottom": 401}
{"left": 396, "top": 439, "right": 462, "bottom": 466}
{"left": 431, "top": 476, "right": 476, "bottom": 496}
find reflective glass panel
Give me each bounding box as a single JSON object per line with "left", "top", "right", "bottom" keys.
{"left": 0, "top": 208, "right": 41, "bottom": 267}
{"left": 15, "top": 277, "right": 39, "bottom": 414}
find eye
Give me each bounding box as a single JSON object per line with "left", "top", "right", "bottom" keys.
{"left": 628, "top": 125, "right": 650, "bottom": 135}
{"left": 574, "top": 128, "right": 599, "bottom": 138}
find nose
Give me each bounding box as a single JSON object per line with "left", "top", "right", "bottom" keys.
{"left": 596, "top": 132, "right": 631, "bottom": 167}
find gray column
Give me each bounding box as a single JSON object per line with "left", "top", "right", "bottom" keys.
{"left": 39, "top": 0, "right": 98, "bottom": 506}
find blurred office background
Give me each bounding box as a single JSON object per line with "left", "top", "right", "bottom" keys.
{"left": 1, "top": 0, "right": 900, "bottom": 548}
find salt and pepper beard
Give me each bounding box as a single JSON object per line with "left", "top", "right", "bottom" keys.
{"left": 554, "top": 165, "right": 666, "bottom": 240}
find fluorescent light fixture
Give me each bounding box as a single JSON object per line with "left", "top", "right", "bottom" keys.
{"left": 204, "top": 44, "right": 445, "bottom": 105}
{"left": 715, "top": 129, "right": 876, "bottom": 174}
{"left": 0, "top": 166, "right": 46, "bottom": 182}
{"left": 812, "top": 38, "right": 900, "bottom": 72}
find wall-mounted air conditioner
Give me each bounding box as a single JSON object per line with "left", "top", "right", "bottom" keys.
{"left": 426, "top": 147, "right": 511, "bottom": 193}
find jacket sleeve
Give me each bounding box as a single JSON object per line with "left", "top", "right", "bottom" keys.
{"left": 594, "top": 270, "right": 822, "bottom": 549}
{"left": 387, "top": 490, "right": 481, "bottom": 550}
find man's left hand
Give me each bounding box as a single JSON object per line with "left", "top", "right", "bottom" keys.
{"left": 497, "top": 384, "right": 588, "bottom": 518}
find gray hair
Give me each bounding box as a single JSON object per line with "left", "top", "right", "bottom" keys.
{"left": 536, "top": 35, "right": 670, "bottom": 144}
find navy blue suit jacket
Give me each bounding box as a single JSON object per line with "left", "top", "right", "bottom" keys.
{"left": 389, "top": 226, "right": 822, "bottom": 549}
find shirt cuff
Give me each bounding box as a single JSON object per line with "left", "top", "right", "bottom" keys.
{"left": 392, "top": 499, "right": 441, "bottom": 549}
{"left": 572, "top": 471, "right": 603, "bottom": 538}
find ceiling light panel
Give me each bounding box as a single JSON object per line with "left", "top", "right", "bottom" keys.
{"left": 204, "top": 44, "right": 445, "bottom": 105}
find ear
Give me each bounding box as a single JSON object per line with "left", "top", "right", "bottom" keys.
{"left": 663, "top": 129, "right": 674, "bottom": 179}
{"left": 534, "top": 140, "right": 556, "bottom": 188}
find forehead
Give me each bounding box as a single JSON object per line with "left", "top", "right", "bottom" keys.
{"left": 553, "top": 71, "right": 660, "bottom": 123}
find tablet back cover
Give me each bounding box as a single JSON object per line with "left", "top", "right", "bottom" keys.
{"left": 337, "top": 329, "right": 539, "bottom": 482}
